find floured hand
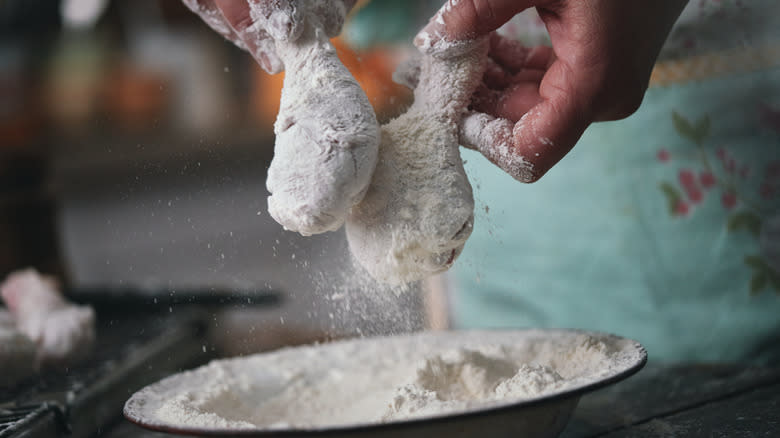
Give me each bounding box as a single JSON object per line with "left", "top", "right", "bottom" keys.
{"left": 420, "top": 0, "right": 687, "bottom": 182}
{"left": 1, "top": 269, "right": 95, "bottom": 368}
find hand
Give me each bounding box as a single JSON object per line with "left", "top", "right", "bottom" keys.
{"left": 417, "top": 0, "right": 687, "bottom": 182}
{"left": 182, "top": 0, "right": 358, "bottom": 74}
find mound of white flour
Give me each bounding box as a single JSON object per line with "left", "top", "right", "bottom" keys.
{"left": 383, "top": 349, "right": 563, "bottom": 421}
{"left": 127, "top": 330, "right": 645, "bottom": 430}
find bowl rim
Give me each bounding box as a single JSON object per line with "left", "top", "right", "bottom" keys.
{"left": 124, "top": 327, "right": 648, "bottom": 436}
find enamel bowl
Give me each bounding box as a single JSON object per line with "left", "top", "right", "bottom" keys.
{"left": 125, "top": 329, "right": 646, "bottom": 438}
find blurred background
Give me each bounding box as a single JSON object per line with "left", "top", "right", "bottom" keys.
{"left": 0, "top": 0, "right": 436, "bottom": 354}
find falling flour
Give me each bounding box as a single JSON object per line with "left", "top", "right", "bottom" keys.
{"left": 126, "top": 330, "right": 645, "bottom": 430}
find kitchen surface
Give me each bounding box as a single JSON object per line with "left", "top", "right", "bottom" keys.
{"left": 3, "top": 321, "right": 779, "bottom": 438}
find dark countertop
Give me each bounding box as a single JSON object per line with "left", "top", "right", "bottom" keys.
{"left": 562, "top": 363, "right": 780, "bottom": 437}
{"left": 106, "top": 363, "right": 780, "bottom": 437}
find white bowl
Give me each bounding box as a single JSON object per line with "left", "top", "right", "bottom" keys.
{"left": 124, "top": 329, "right": 646, "bottom": 438}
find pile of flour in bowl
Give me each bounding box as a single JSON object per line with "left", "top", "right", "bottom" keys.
{"left": 127, "top": 330, "right": 644, "bottom": 430}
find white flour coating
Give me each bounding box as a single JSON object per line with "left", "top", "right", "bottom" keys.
{"left": 414, "top": 0, "right": 536, "bottom": 184}
{"left": 128, "top": 330, "right": 646, "bottom": 430}
{"left": 344, "top": 36, "right": 489, "bottom": 284}
{"left": 0, "top": 269, "right": 95, "bottom": 368}
{"left": 384, "top": 349, "right": 562, "bottom": 421}
{"left": 184, "top": 1, "right": 377, "bottom": 235}
{"left": 415, "top": 0, "right": 480, "bottom": 59}
{"left": 265, "top": 3, "right": 380, "bottom": 236}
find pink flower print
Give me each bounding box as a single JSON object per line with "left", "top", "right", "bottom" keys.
{"left": 717, "top": 148, "right": 738, "bottom": 174}
{"left": 722, "top": 191, "right": 738, "bottom": 210}
{"left": 679, "top": 169, "right": 703, "bottom": 204}
{"left": 739, "top": 165, "right": 750, "bottom": 179}
{"left": 675, "top": 200, "right": 690, "bottom": 216}
{"left": 761, "top": 183, "right": 776, "bottom": 200}
{"left": 688, "top": 188, "right": 704, "bottom": 204}
{"left": 679, "top": 169, "right": 696, "bottom": 188}
{"left": 699, "top": 171, "right": 716, "bottom": 189}
{"left": 766, "top": 162, "right": 780, "bottom": 180}
{"left": 760, "top": 161, "right": 780, "bottom": 200}
{"left": 657, "top": 149, "right": 671, "bottom": 163}
{"left": 758, "top": 103, "right": 780, "bottom": 135}
{"left": 725, "top": 158, "right": 737, "bottom": 174}
{"left": 760, "top": 215, "right": 780, "bottom": 273}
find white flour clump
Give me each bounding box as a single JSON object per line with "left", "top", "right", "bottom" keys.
{"left": 1, "top": 268, "right": 95, "bottom": 368}
{"left": 345, "top": 35, "right": 489, "bottom": 284}
{"left": 131, "top": 331, "right": 644, "bottom": 430}
{"left": 384, "top": 349, "right": 563, "bottom": 421}
{"left": 264, "top": 2, "right": 380, "bottom": 236}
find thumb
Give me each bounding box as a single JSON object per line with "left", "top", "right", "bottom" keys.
{"left": 415, "top": 0, "right": 543, "bottom": 49}
{"left": 460, "top": 97, "right": 588, "bottom": 183}
{"left": 511, "top": 91, "right": 590, "bottom": 181}
{"left": 461, "top": 60, "right": 592, "bottom": 182}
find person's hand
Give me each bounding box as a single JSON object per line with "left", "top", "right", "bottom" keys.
{"left": 417, "top": 0, "right": 688, "bottom": 182}
{"left": 182, "top": 0, "right": 358, "bottom": 74}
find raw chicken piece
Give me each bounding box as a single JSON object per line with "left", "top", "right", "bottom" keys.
{"left": 183, "top": 1, "right": 378, "bottom": 236}
{"left": 1, "top": 269, "right": 95, "bottom": 368}
{"left": 0, "top": 310, "right": 36, "bottom": 387}
{"left": 265, "top": 3, "right": 380, "bottom": 236}
{"left": 345, "top": 38, "right": 490, "bottom": 284}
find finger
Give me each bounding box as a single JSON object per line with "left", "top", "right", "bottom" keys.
{"left": 471, "top": 78, "right": 543, "bottom": 122}
{"left": 482, "top": 58, "right": 546, "bottom": 92}
{"left": 254, "top": 37, "right": 285, "bottom": 74}
{"left": 465, "top": 58, "right": 593, "bottom": 182}
{"left": 461, "top": 96, "right": 587, "bottom": 183}
{"left": 213, "top": 0, "right": 284, "bottom": 73}
{"left": 415, "top": 0, "right": 548, "bottom": 51}
{"left": 489, "top": 34, "right": 554, "bottom": 73}
{"left": 182, "top": 0, "right": 247, "bottom": 50}
{"left": 214, "top": 0, "right": 253, "bottom": 33}
{"left": 482, "top": 58, "right": 512, "bottom": 89}
{"left": 509, "top": 62, "right": 592, "bottom": 181}
{"left": 459, "top": 112, "right": 536, "bottom": 182}
{"left": 488, "top": 32, "right": 528, "bottom": 73}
